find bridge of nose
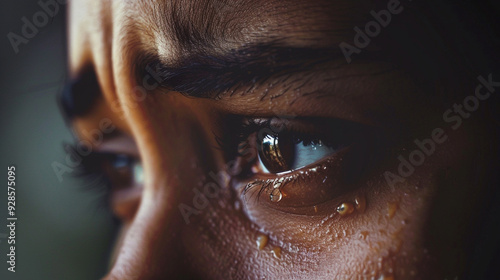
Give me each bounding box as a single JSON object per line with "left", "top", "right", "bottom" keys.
{"left": 104, "top": 92, "right": 220, "bottom": 278}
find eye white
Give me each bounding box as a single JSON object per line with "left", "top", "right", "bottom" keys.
{"left": 133, "top": 161, "right": 144, "bottom": 185}
{"left": 291, "top": 140, "right": 336, "bottom": 170}
{"left": 257, "top": 140, "right": 337, "bottom": 174}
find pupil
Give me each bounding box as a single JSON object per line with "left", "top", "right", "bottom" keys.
{"left": 259, "top": 133, "right": 294, "bottom": 173}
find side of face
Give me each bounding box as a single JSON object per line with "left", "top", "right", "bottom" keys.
{"left": 66, "top": 0, "right": 495, "bottom": 279}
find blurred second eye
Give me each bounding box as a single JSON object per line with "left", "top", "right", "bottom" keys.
{"left": 103, "top": 154, "right": 144, "bottom": 189}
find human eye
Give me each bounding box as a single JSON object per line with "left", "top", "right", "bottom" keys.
{"left": 255, "top": 120, "right": 345, "bottom": 174}
{"left": 220, "top": 116, "right": 387, "bottom": 216}
{"left": 70, "top": 139, "right": 144, "bottom": 217}
{"left": 75, "top": 150, "right": 143, "bottom": 190}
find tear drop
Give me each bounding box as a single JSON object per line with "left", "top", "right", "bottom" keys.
{"left": 387, "top": 202, "right": 398, "bottom": 219}
{"left": 256, "top": 233, "right": 268, "bottom": 250}
{"left": 378, "top": 274, "right": 394, "bottom": 280}
{"left": 270, "top": 188, "right": 282, "bottom": 202}
{"left": 271, "top": 247, "right": 282, "bottom": 259}
{"left": 354, "top": 195, "right": 366, "bottom": 213}
{"left": 337, "top": 202, "right": 355, "bottom": 216}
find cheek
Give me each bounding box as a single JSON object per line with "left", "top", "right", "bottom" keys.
{"left": 217, "top": 155, "right": 440, "bottom": 279}
{"left": 321, "top": 183, "right": 432, "bottom": 278}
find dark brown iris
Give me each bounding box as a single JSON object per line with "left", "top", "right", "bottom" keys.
{"left": 259, "top": 133, "right": 294, "bottom": 173}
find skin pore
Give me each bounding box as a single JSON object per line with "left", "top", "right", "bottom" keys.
{"left": 64, "top": 0, "right": 498, "bottom": 279}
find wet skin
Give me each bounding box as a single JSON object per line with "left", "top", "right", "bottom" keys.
{"left": 64, "top": 0, "right": 497, "bottom": 279}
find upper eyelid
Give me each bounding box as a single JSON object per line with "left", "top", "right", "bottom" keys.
{"left": 92, "top": 133, "right": 140, "bottom": 157}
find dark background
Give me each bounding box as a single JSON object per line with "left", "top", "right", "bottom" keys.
{"left": 0, "top": 1, "right": 115, "bottom": 279}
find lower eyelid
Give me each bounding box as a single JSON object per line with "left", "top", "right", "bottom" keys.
{"left": 241, "top": 129, "right": 390, "bottom": 211}
{"left": 240, "top": 149, "right": 349, "bottom": 209}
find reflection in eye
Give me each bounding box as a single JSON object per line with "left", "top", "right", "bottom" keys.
{"left": 258, "top": 134, "right": 337, "bottom": 174}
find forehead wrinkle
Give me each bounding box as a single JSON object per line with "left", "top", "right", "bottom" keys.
{"left": 148, "top": 0, "right": 263, "bottom": 58}
{"left": 132, "top": 0, "right": 369, "bottom": 65}
{"left": 110, "top": 2, "right": 149, "bottom": 105}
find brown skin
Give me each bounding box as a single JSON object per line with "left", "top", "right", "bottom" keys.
{"left": 67, "top": 0, "right": 494, "bottom": 279}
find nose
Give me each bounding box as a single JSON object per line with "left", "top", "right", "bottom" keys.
{"left": 103, "top": 99, "right": 215, "bottom": 279}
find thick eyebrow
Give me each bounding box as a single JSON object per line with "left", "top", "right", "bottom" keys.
{"left": 137, "top": 43, "right": 383, "bottom": 99}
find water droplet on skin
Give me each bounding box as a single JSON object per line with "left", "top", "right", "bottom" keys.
{"left": 387, "top": 202, "right": 398, "bottom": 219}
{"left": 256, "top": 234, "right": 268, "bottom": 250}
{"left": 354, "top": 195, "right": 367, "bottom": 213}
{"left": 360, "top": 231, "right": 369, "bottom": 240}
{"left": 271, "top": 247, "right": 282, "bottom": 259}
{"left": 337, "top": 202, "right": 355, "bottom": 216}
{"left": 270, "top": 188, "right": 282, "bottom": 202}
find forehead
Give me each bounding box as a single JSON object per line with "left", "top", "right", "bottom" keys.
{"left": 67, "top": 0, "right": 379, "bottom": 116}
{"left": 68, "top": 0, "right": 368, "bottom": 68}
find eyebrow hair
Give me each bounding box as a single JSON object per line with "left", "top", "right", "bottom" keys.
{"left": 138, "top": 43, "right": 380, "bottom": 99}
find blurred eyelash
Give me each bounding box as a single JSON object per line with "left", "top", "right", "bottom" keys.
{"left": 64, "top": 143, "right": 111, "bottom": 208}
{"left": 214, "top": 118, "right": 271, "bottom": 157}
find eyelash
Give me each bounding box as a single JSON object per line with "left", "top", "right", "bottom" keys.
{"left": 215, "top": 118, "right": 267, "bottom": 151}
{"left": 67, "top": 145, "right": 140, "bottom": 206}
{"left": 215, "top": 117, "right": 359, "bottom": 200}
{"left": 65, "top": 144, "right": 112, "bottom": 207}
{"left": 216, "top": 117, "right": 347, "bottom": 155}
